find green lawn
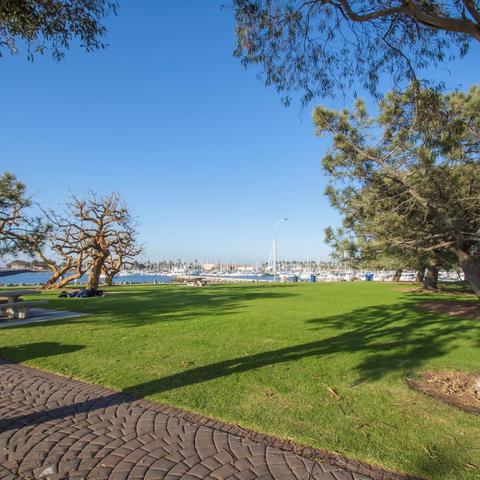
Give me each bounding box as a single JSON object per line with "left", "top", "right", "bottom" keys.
{"left": 1, "top": 282, "right": 479, "bottom": 479}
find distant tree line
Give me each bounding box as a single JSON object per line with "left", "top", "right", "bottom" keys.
{"left": 0, "top": 172, "right": 141, "bottom": 289}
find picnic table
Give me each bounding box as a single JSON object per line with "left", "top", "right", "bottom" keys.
{"left": 0, "top": 289, "right": 39, "bottom": 303}
{"left": 0, "top": 290, "right": 47, "bottom": 320}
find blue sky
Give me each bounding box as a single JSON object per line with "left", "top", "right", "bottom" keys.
{"left": 2, "top": 1, "right": 479, "bottom": 263}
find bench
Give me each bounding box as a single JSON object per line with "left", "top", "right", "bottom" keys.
{"left": 0, "top": 300, "right": 48, "bottom": 320}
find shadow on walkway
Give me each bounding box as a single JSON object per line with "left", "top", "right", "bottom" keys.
{"left": 0, "top": 296, "right": 477, "bottom": 478}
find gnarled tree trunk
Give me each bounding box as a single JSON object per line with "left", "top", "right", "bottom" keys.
{"left": 87, "top": 256, "right": 104, "bottom": 290}
{"left": 37, "top": 250, "right": 85, "bottom": 290}
{"left": 103, "top": 272, "right": 114, "bottom": 287}
{"left": 423, "top": 266, "right": 439, "bottom": 290}
{"left": 416, "top": 267, "right": 425, "bottom": 283}
{"left": 42, "top": 263, "right": 71, "bottom": 289}
{"left": 43, "top": 271, "right": 83, "bottom": 290}
{"left": 392, "top": 268, "right": 402, "bottom": 282}
{"left": 457, "top": 249, "right": 480, "bottom": 298}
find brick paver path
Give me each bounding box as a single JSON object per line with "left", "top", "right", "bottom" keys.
{"left": 0, "top": 361, "right": 408, "bottom": 480}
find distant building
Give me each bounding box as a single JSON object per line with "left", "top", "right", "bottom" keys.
{"left": 31, "top": 260, "right": 50, "bottom": 271}
{"left": 6, "top": 260, "right": 49, "bottom": 271}
{"left": 7, "top": 260, "right": 30, "bottom": 270}
{"left": 238, "top": 266, "right": 254, "bottom": 273}
{"left": 202, "top": 263, "right": 216, "bottom": 272}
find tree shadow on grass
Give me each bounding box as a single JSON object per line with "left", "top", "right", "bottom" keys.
{"left": 0, "top": 329, "right": 474, "bottom": 479}
{"left": 3, "top": 296, "right": 477, "bottom": 393}
{"left": 113, "top": 298, "right": 478, "bottom": 394}
{"left": 402, "top": 281, "right": 477, "bottom": 297}
{"left": 3, "top": 297, "right": 476, "bottom": 397}
{"left": 436, "top": 282, "right": 475, "bottom": 296}
{"left": 0, "top": 292, "right": 478, "bottom": 479}
{"left": 305, "top": 298, "right": 479, "bottom": 382}
{"left": 27, "top": 284, "right": 297, "bottom": 328}
{"left": 0, "top": 342, "right": 85, "bottom": 363}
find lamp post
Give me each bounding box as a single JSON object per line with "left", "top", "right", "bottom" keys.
{"left": 273, "top": 217, "right": 288, "bottom": 282}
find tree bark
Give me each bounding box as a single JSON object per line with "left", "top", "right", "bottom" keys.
{"left": 43, "top": 270, "right": 83, "bottom": 289}
{"left": 87, "top": 257, "right": 104, "bottom": 290}
{"left": 392, "top": 268, "right": 402, "bottom": 282}
{"left": 457, "top": 249, "right": 480, "bottom": 298}
{"left": 416, "top": 267, "right": 425, "bottom": 283}
{"left": 103, "top": 273, "right": 114, "bottom": 287}
{"left": 41, "top": 258, "right": 83, "bottom": 290}
{"left": 42, "top": 268, "right": 70, "bottom": 289}
{"left": 423, "top": 266, "right": 439, "bottom": 290}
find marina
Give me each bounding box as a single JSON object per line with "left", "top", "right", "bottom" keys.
{"left": 0, "top": 267, "right": 464, "bottom": 287}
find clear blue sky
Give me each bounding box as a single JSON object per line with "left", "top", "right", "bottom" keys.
{"left": 1, "top": 1, "right": 479, "bottom": 263}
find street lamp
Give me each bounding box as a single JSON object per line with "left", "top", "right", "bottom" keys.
{"left": 273, "top": 217, "right": 288, "bottom": 282}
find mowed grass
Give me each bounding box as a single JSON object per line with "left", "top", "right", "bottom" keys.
{"left": 1, "top": 282, "right": 479, "bottom": 479}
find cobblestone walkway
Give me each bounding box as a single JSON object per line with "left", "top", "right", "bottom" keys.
{"left": 0, "top": 361, "right": 409, "bottom": 480}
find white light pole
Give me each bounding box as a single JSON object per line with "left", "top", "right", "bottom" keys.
{"left": 273, "top": 217, "right": 288, "bottom": 282}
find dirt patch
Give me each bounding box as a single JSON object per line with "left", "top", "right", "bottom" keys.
{"left": 407, "top": 371, "right": 480, "bottom": 414}
{"left": 420, "top": 300, "right": 480, "bottom": 319}
{"left": 396, "top": 286, "right": 448, "bottom": 294}
{"left": 396, "top": 286, "right": 424, "bottom": 293}
{"left": 395, "top": 283, "right": 476, "bottom": 296}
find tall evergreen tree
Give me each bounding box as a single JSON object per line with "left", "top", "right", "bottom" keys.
{"left": 0, "top": 172, "right": 46, "bottom": 257}
{"left": 315, "top": 84, "right": 480, "bottom": 295}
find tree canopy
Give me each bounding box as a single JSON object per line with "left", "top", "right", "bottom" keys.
{"left": 0, "top": 172, "right": 46, "bottom": 257}
{"left": 0, "top": 0, "right": 117, "bottom": 61}
{"left": 233, "top": 0, "right": 480, "bottom": 103}
{"left": 314, "top": 84, "right": 480, "bottom": 295}
{"left": 37, "top": 191, "right": 140, "bottom": 290}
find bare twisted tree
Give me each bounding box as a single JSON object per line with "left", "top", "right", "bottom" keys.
{"left": 37, "top": 192, "right": 140, "bottom": 290}
{"left": 102, "top": 228, "right": 143, "bottom": 286}
{"left": 35, "top": 212, "right": 90, "bottom": 290}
